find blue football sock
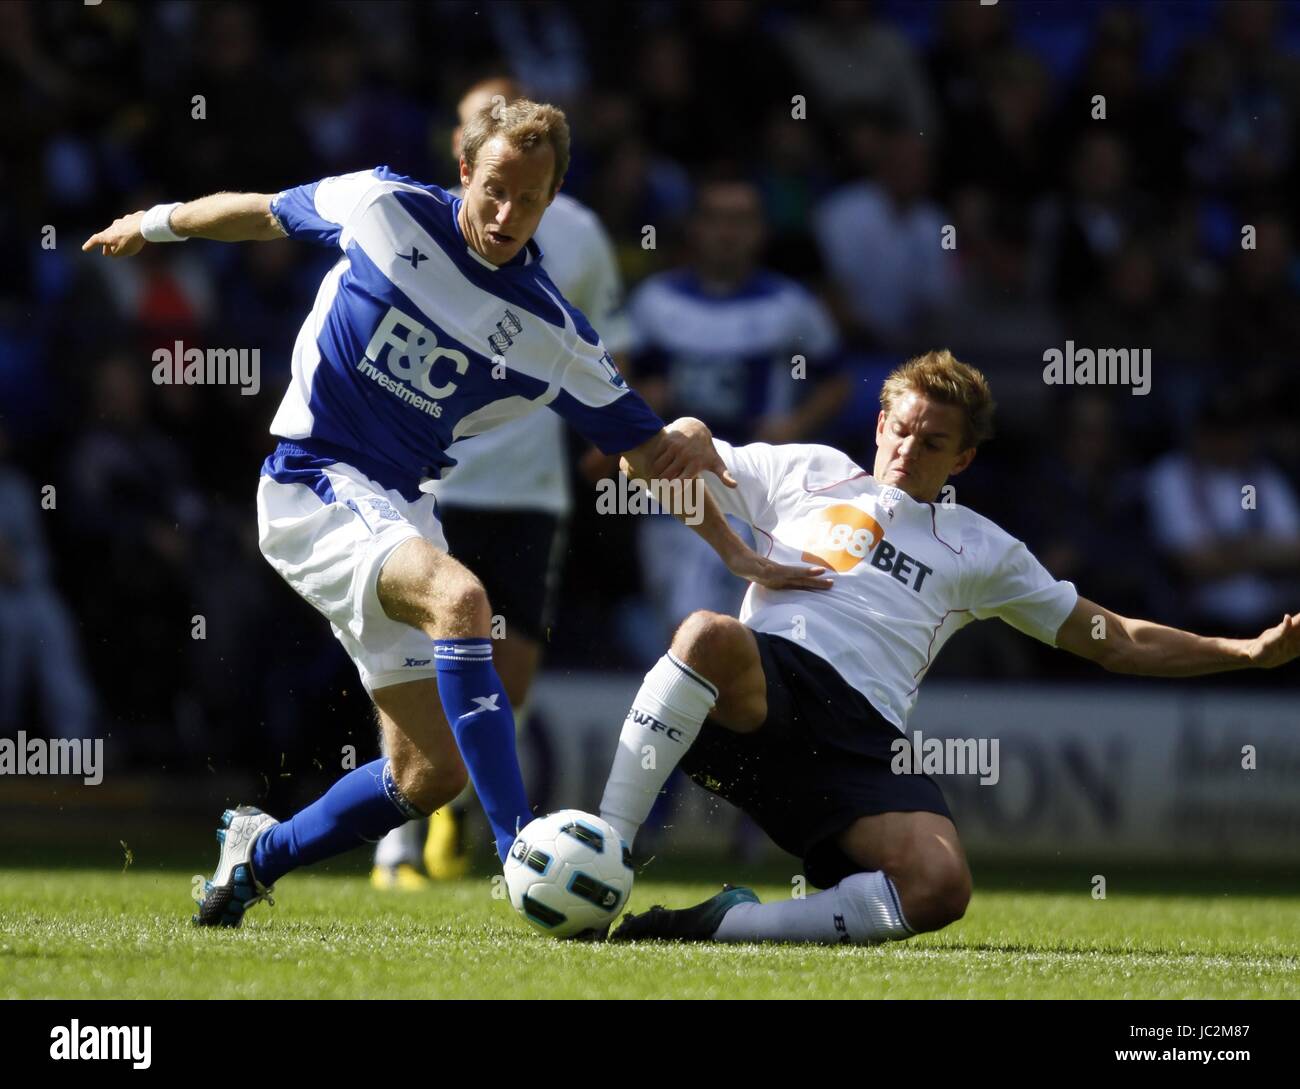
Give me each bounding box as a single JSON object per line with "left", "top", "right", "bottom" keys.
{"left": 252, "top": 758, "right": 422, "bottom": 886}
{"left": 434, "top": 638, "right": 532, "bottom": 860}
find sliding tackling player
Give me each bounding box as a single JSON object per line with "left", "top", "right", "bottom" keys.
{"left": 600, "top": 351, "right": 1300, "bottom": 943}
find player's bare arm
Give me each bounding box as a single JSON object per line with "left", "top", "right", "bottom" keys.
{"left": 1055, "top": 595, "right": 1300, "bottom": 676}
{"left": 81, "top": 192, "right": 285, "bottom": 257}
{"left": 619, "top": 423, "right": 832, "bottom": 593}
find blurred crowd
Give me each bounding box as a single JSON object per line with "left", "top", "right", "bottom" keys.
{"left": 2, "top": 0, "right": 1300, "bottom": 772}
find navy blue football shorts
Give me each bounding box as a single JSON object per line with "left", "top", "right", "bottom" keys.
{"left": 680, "top": 631, "right": 954, "bottom": 889}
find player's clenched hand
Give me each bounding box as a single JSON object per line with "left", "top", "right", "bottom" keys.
{"left": 724, "top": 548, "right": 833, "bottom": 592}
{"left": 82, "top": 211, "right": 147, "bottom": 258}
{"left": 1247, "top": 612, "right": 1300, "bottom": 669}
{"left": 652, "top": 417, "right": 738, "bottom": 487}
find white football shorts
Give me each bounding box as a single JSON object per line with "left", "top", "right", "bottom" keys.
{"left": 256, "top": 460, "right": 447, "bottom": 692}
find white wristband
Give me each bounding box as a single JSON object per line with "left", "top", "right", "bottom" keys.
{"left": 140, "top": 202, "right": 186, "bottom": 243}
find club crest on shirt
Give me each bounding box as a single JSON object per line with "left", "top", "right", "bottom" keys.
{"left": 367, "top": 497, "right": 401, "bottom": 521}
{"left": 877, "top": 486, "right": 904, "bottom": 519}
{"left": 488, "top": 309, "right": 523, "bottom": 357}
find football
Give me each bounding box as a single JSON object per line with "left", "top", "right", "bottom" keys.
{"left": 504, "top": 810, "right": 633, "bottom": 939}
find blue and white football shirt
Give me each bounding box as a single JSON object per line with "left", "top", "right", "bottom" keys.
{"left": 262, "top": 166, "right": 662, "bottom": 500}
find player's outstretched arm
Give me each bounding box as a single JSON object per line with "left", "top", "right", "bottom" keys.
{"left": 1054, "top": 595, "right": 1300, "bottom": 676}
{"left": 619, "top": 423, "right": 832, "bottom": 593}
{"left": 82, "top": 192, "right": 285, "bottom": 257}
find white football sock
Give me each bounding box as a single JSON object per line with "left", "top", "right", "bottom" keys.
{"left": 713, "top": 871, "right": 915, "bottom": 944}
{"left": 599, "top": 652, "right": 718, "bottom": 847}
{"left": 373, "top": 817, "right": 424, "bottom": 868}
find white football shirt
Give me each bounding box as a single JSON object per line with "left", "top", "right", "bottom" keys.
{"left": 705, "top": 441, "right": 1079, "bottom": 730}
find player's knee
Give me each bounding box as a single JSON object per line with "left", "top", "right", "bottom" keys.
{"left": 671, "top": 610, "right": 747, "bottom": 681}
{"left": 433, "top": 568, "right": 492, "bottom": 638}
{"left": 378, "top": 542, "right": 490, "bottom": 637}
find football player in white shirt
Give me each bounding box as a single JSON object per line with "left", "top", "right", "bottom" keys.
{"left": 371, "top": 77, "right": 638, "bottom": 887}
{"left": 599, "top": 350, "right": 1300, "bottom": 944}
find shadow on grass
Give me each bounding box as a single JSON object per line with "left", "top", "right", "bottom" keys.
{"left": 916, "top": 939, "right": 1300, "bottom": 962}
{"left": 3, "top": 811, "right": 1299, "bottom": 898}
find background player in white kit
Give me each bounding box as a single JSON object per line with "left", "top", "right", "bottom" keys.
{"left": 599, "top": 350, "right": 1300, "bottom": 944}
{"left": 371, "top": 78, "right": 635, "bottom": 886}
{"left": 83, "top": 98, "right": 826, "bottom": 928}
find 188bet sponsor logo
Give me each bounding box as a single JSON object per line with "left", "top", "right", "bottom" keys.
{"left": 800, "top": 504, "right": 882, "bottom": 573}
{"left": 800, "top": 504, "right": 933, "bottom": 591}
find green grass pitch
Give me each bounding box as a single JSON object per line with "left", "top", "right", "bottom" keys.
{"left": 2, "top": 859, "right": 1298, "bottom": 999}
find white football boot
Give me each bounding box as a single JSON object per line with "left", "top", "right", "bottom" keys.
{"left": 192, "top": 806, "right": 279, "bottom": 927}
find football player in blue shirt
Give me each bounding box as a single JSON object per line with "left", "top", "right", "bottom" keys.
{"left": 84, "top": 99, "right": 828, "bottom": 926}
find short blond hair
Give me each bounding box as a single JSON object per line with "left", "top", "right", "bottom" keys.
{"left": 460, "top": 98, "right": 570, "bottom": 197}
{"left": 880, "top": 349, "right": 995, "bottom": 450}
